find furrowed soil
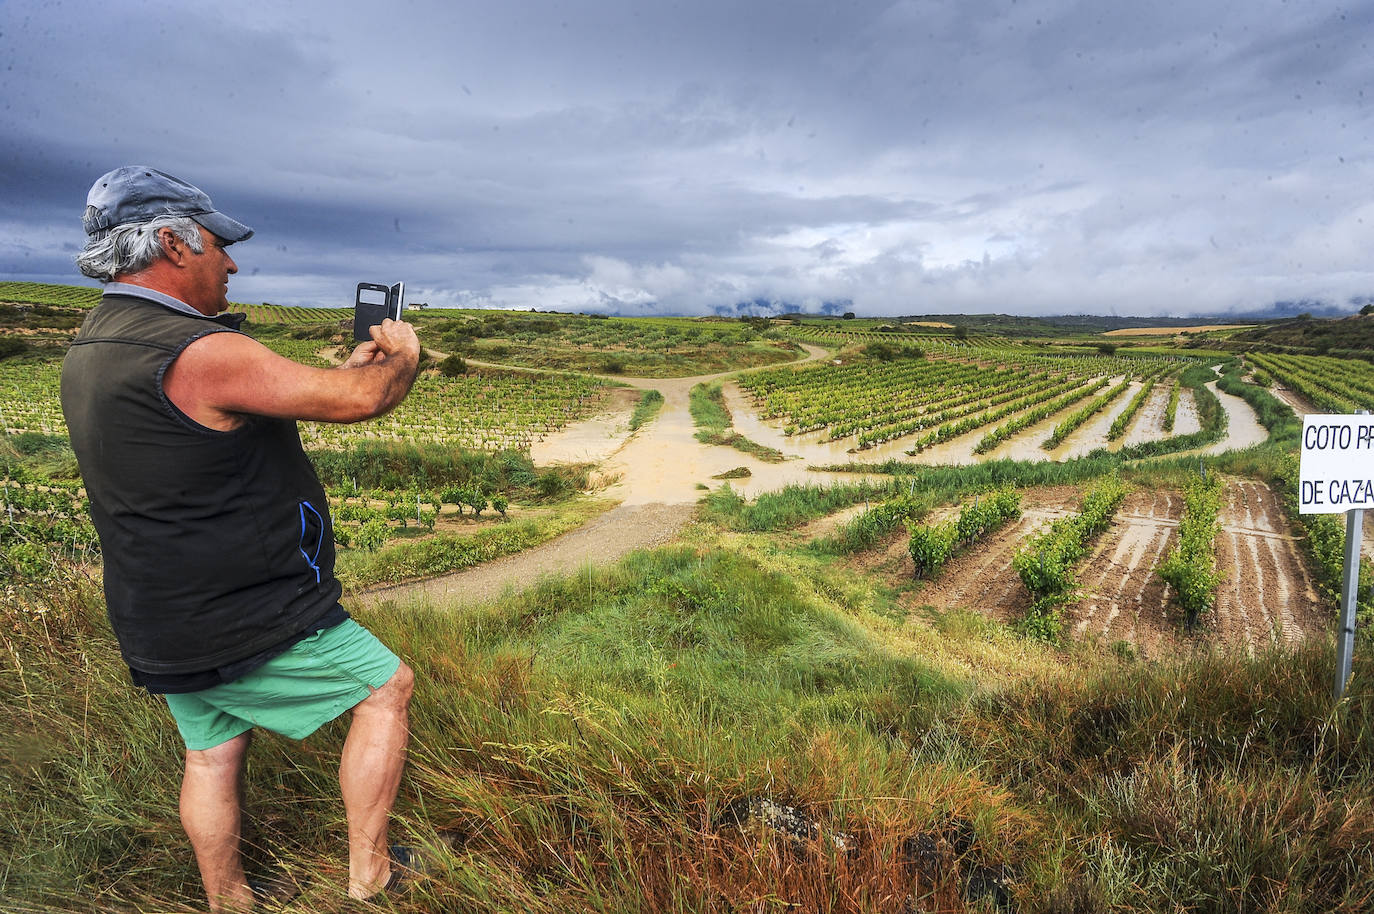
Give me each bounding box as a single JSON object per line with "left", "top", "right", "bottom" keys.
{"left": 1212, "top": 476, "right": 1329, "bottom": 649}
{"left": 902, "top": 485, "right": 1080, "bottom": 625}
{"left": 893, "top": 479, "right": 1330, "bottom": 656}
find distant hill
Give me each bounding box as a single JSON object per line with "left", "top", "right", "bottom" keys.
{"left": 1226, "top": 312, "right": 1374, "bottom": 359}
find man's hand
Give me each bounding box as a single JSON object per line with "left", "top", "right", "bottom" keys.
{"left": 341, "top": 319, "right": 420, "bottom": 369}
{"left": 341, "top": 341, "right": 382, "bottom": 368}
{"left": 369, "top": 317, "right": 420, "bottom": 361}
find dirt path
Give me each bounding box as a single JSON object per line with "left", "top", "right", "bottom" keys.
{"left": 1270, "top": 385, "right": 1320, "bottom": 417}
{"left": 360, "top": 502, "right": 696, "bottom": 608}
{"left": 586, "top": 344, "right": 881, "bottom": 505}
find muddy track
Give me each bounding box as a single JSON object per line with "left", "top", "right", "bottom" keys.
{"left": 355, "top": 346, "right": 835, "bottom": 606}
{"left": 909, "top": 480, "right": 1331, "bottom": 655}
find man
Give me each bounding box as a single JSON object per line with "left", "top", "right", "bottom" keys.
{"left": 60, "top": 166, "right": 421, "bottom": 910}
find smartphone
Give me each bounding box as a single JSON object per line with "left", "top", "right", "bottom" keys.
{"left": 353, "top": 281, "right": 405, "bottom": 342}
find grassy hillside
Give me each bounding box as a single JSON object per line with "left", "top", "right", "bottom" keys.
{"left": 1228, "top": 313, "right": 1374, "bottom": 360}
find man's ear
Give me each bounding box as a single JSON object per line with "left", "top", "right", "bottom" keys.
{"left": 156, "top": 227, "right": 187, "bottom": 265}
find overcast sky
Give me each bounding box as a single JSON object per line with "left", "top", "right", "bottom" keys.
{"left": 2, "top": 0, "right": 1371, "bottom": 317}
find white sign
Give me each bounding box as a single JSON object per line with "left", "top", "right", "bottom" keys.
{"left": 1299, "top": 414, "right": 1374, "bottom": 514}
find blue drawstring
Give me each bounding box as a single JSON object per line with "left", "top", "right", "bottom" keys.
{"left": 299, "top": 501, "right": 323, "bottom": 584}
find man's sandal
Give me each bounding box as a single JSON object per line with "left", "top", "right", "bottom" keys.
{"left": 361, "top": 845, "right": 426, "bottom": 900}
{"left": 248, "top": 871, "right": 302, "bottom": 908}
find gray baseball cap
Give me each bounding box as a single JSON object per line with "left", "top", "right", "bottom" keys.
{"left": 83, "top": 166, "right": 254, "bottom": 243}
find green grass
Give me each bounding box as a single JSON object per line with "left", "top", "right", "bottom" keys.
{"left": 628, "top": 389, "right": 665, "bottom": 432}
{"left": 689, "top": 381, "right": 786, "bottom": 462}
{"left": 336, "top": 497, "right": 611, "bottom": 589}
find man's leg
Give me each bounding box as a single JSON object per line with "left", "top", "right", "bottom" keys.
{"left": 180, "top": 730, "right": 253, "bottom": 913}
{"left": 340, "top": 661, "right": 414, "bottom": 899}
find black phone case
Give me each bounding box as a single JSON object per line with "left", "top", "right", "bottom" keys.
{"left": 353, "top": 282, "right": 393, "bottom": 342}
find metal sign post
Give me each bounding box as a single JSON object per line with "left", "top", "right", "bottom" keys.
{"left": 1336, "top": 504, "right": 1366, "bottom": 701}
{"left": 1296, "top": 410, "right": 1373, "bottom": 702}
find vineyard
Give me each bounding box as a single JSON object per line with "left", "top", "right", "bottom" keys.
{"left": 735, "top": 348, "right": 1188, "bottom": 455}
{"left": 298, "top": 370, "right": 611, "bottom": 452}
{"left": 787, "top": 321, "right": 1022, "bottom": 351}
{"left": 0, "top": 357, "right": 66, "bottom": 437}
{"left": 0, "top": 472, "right": 99, "bottom": 580}
{"left": 240, "top": 303, "right": 352, "bottom": 324}
{"left": 0, "top": 317, "right": 614, "bottom": 453}
{"left": 0, "top": 281, "right": 357, "bottom": 327}
{"left": 1248, "top": 351, "right": 1374, "bottom": 413}
{"left": 0, "top": 281, "right": 104, "bottom": 309}
{"left": 897, "top": 475, "right": 1332, "bottom": 657}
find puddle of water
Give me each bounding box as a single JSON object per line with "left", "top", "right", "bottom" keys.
{"left": 530, "top": 389, "right": 638, "bottom": 464}
{"left": 1116, "top": 386, "right": 1170, "bottom": 448}
{"left": 1055, "top": 379, "right": 1137, "bottom": 459}
{"left": 1204, "top": 381, "right": 1266, "bottom": 453}
{"left": 981, "top": 377, "right": 1124, "bottom": 463}
{"left": 720, "top": 372, "right": 1269, "bottom": 475}
{"left": 1173, "top": 388, "right": 1201, "bottom": 435}
{"left": 722, "top": 383, "right": 921, "bottom": 464}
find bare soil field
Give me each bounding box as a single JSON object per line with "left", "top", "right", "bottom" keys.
{"left": 893, "top": 480, "right": 1330, "bottom": 656}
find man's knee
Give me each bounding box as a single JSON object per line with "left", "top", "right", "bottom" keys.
{"left": 185, "top": 730, "right": 251, "bottom": 775}
{"left": 365, "top": 661, "right": 414, "bottom": 712}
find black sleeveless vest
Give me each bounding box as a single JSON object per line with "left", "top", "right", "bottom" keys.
{"left": 60, "top": 294, "right": 342, "bottom": 674}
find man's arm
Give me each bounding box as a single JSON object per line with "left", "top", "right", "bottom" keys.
{"left": 163, "top": 319, "right": 420, "bottom": 431}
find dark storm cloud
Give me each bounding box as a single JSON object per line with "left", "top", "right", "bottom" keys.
{"left": 2, "top": 0, "right": 1371, "bottom": 315}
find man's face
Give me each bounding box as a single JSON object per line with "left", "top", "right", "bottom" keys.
{"left": 180, "top": 225, "right": 238, "bottom": 315}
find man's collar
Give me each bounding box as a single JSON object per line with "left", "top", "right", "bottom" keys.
{"left": 104, "top": 282, "right": 203, "bottom": 317}
{"left": 103, "top": 282, "right": 246, "bottom": 329}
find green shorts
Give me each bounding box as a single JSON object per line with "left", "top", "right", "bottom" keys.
{"left": 164, "top": 619, "right": 401, "bottom": 751}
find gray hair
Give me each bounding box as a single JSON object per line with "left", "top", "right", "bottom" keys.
{"left": 75, "top": 215, "right": 205, "bottom": 281}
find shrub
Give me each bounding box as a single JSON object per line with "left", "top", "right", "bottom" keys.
{"left": 954, "top": 489, "right": 1021, "bottom": 544}
{"left": 908, "top": 520, "right": 958, "bottom": 579}
{"left": 1013, "top": 472, "right": 1128, "bottom": 628}
{"left": 1157, "top": 472, "right": 1223, "bottom": 628}
{"left": 355, "top": 518, "right": 389, "bottom": 552}
{"left": 907, "top": 489, "right": 1021, "bottom": 579}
